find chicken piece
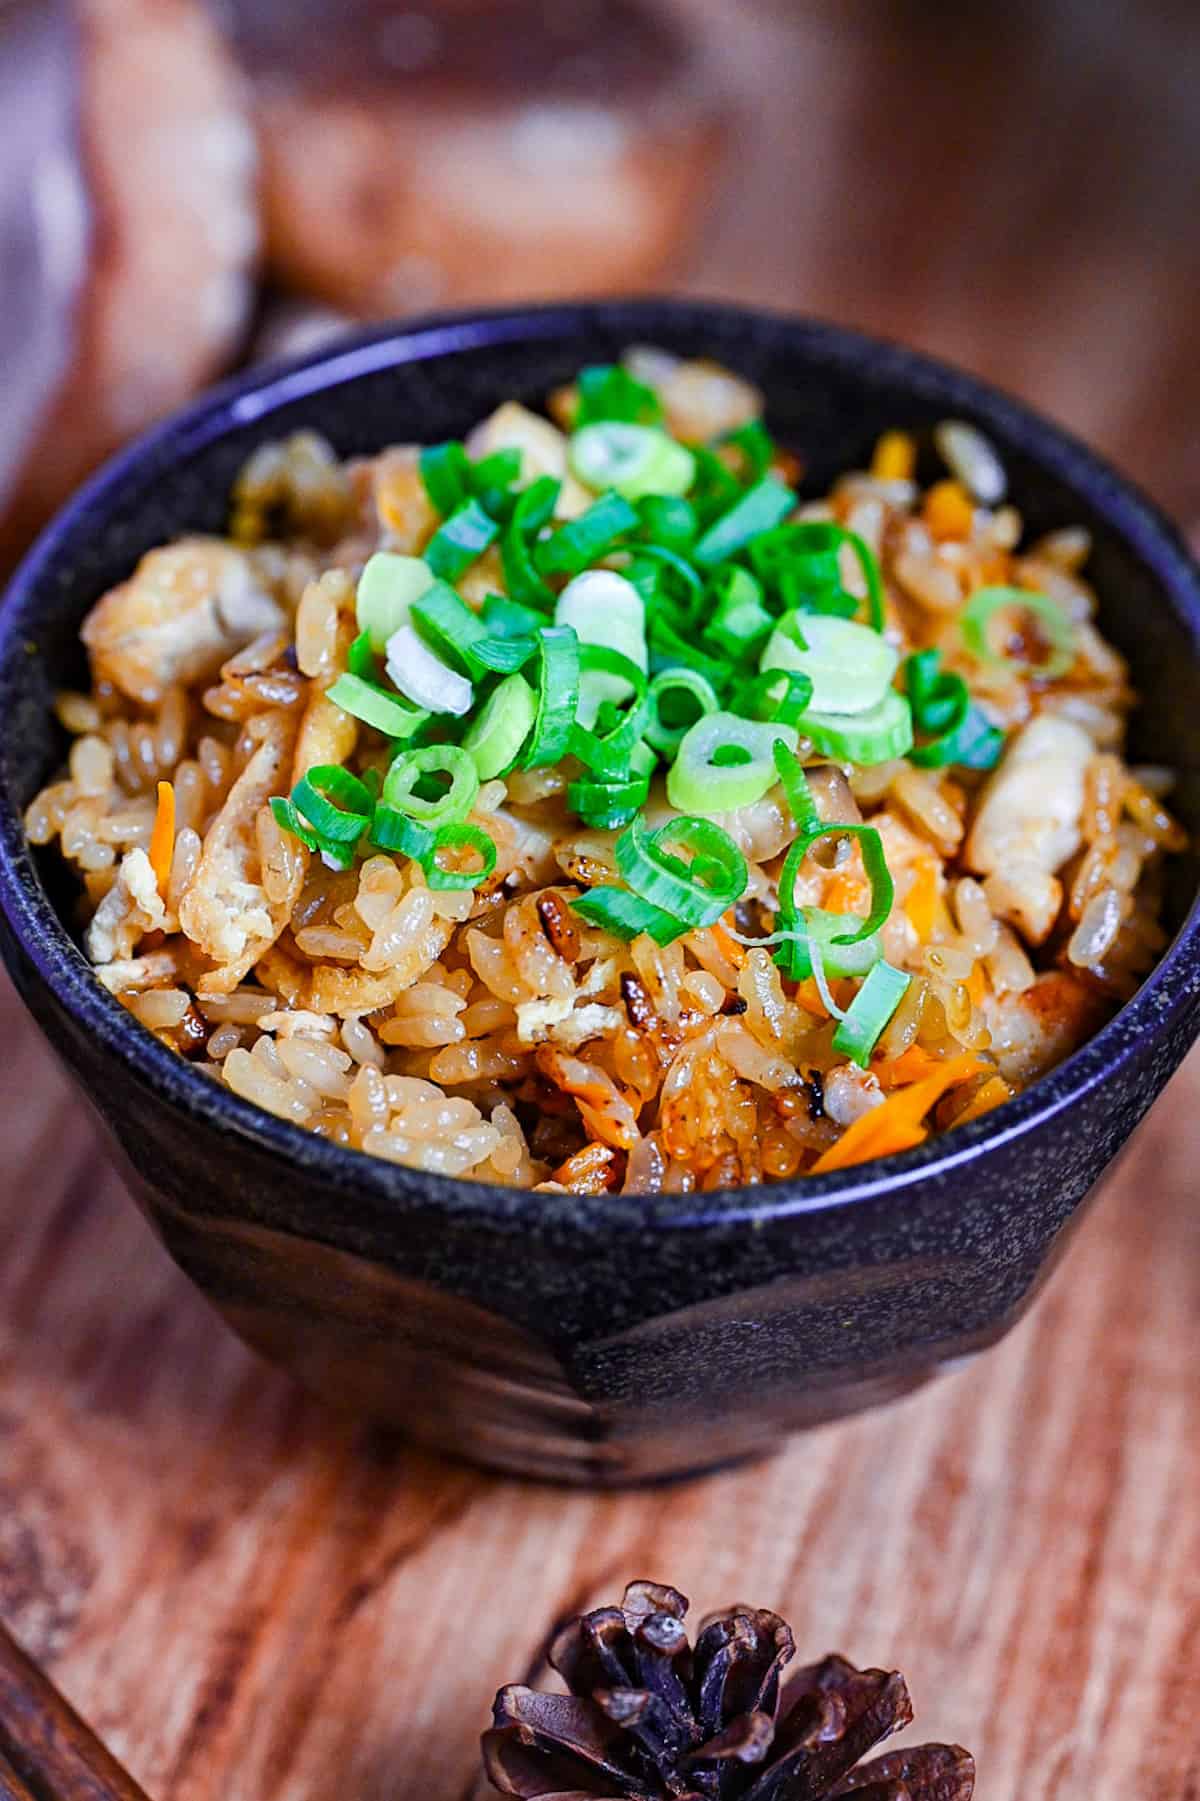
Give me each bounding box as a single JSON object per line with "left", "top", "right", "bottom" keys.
{"left": 81, "top": 540, "right": 283, "bottom": 705}
{"left": 465, "top": 403, "right": 592, "bottom": 519}
{"left": 965, "top": 715, "right": 1092, "bottom": 879}
{"left": 85, "top": 847, "right": 167, "bottom": 965}
{"left": 982, "top": 865, "right": 1063, "bottom": 948}
{"left": 624, "top": 348, "right": 763, "bottom": 443}
{"left": 985, "top": 970, "right": 1108, "bottom": 1086}
{"left": 179, "top": 707, "right": 299, "bottom": 994}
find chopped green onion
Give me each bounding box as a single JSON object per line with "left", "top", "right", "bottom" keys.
{"left": 693, "top": 477, "right": 797, "bottom": 568}
{"left": 667, "top": 711, "right": 799, "bottom": 813}
{"left": 384, "top": 624, "right": 473, "bottom": 716}
{"left": 522, "top": 625, "right": 580, "bottom": 768}
{"left": 832, "top": 961, "right": 912, "bottom": 1065}
{"left": 482, "top": 593, "right": 545, "bottom": 639}
{"left": 705, "top": 565, "right": 773, "bottom": 661}
{"left": 574, "top": 363, "right": 662, "bottom": 427}
{"left": 732, "top": 907, "right": 883, "bottom": 982}
{"left": 419, "top": 441, "right": 470, "bottom": 516}
{"left": 469, "top": 448, "right": 522, "bottom": 518}
{"left": 292, "top": 765, "right": 374, "bottom": 844}
{"left": 270, "top": 795, "right": 322, "bottom": 854}
{"left": 903, "top": 649, "right": 1004, "bottom": 769}
{"left": 461, "top": 671, "right": 536, "bottom": 779}
{"left": 536, "top": 491, "right": 639, "bottom": 579}
{"left": 569, "top": 423, "right": 695, "bottom": 501}
{"left": 750, "top": 522, "right": 885, "bottom": 631}
{"left": 568, "top": 646, "right": 649, "bottom": 778}
{"left": 777, "top": 822, "right": 895, "bottom": 950}
{"left": 801, "top": 689, "right": 914, "bottom": 765}
{"left": 689, "top": 446, "right": 742, "bottom": 524}
{"left": 347, "top": 628, "right": 378, "bottom": 681}
{"left": 647, "top": 612, "right": 732, "bottom": 690}
{"left": 637, "top": 494, "right": 698, "bottom": 550}
{"left": 568, "top": 767, "right": 651, "bottom": 831}
{"left": 960, "top": 585, "right": 1076, "bottom": 681}
{"left": 626, "top": 542, "right": 704, "bottom": 602}
{"left": 424, "top": 497, "right": 500, "bottom": 582}
{"left": 326, "top": 673, "right": 429, "bottom": 739}
{"left": 370, "top": 810, "right": 497, "bottom": 889}
{"left": 411, "top": 580, "right": 534, "bottom": 677}
{"left": 616, "top": 814, "right": 747, "bottom": 929}
{"left": 571, "top": 886, "right": 683, "bottom": 944}
{"left": 734, "top": 668, "right": 814, "bottom": 727}
{"left": 645, "top": 667, "right": 721, "bottom": 755}
{"left": 771, "top": 739, "right": 821, "bottom": 837}
{"left": 555, "top": 568, "right": 647, "bottom": 726}
{"left": 355, "top": 552, "right": 435, "bottom": 653}
{"left": 761, "top": 612, "right": 898, "bottom": 715}
{"left": 381, "top": 744, "right": 480, "bottom": 824}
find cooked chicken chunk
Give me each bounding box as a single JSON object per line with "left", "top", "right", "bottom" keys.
{"left": 966, "top": 714, "right": 1092, "bottom": 878}
{"left": 81, "top": 539, "right": 283, "bottom": 705}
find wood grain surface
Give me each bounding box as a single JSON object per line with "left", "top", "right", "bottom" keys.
{"left": 2, "top": 972, "right": 1199, "bottom": 1800}
{"left": 4, "top": 3, "right": 1200, "bottom": 1797}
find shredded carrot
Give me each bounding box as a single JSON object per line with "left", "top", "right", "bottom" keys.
{"left": 871, "top": 430, "right": 916, "bottom": 483}
{"left": 951, "top": 1074, "right": 1012, "bottom": 1126}
{"left": 149, "top": 780, "right": 175, "bottom": 897}
{"left": 823, "top": 871, "right": 866, "bottom": 915}
{"left": 923, "top": 479, "right": 974, "bottom": 541}
{"left": 793, "top": 977, "right": 829, "bottom": 1019}
{"left": 874, "top": 1044, "right": 940, "bottom": 1088}
{"left": 811, "top": 1052, "right": 987, "bottom": 1173}
{"left": 712, "top": 915, "right": 747, "bottom": 969}
{"left": 966, "top": 962, "right": 988, "bottom": 1007}
{"left": 903, "top": 858, "right": 940, "bottom": 943}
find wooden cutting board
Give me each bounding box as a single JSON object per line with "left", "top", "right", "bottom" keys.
{"left": 2, "top": 967, "right": 1198, "bottom": 1800}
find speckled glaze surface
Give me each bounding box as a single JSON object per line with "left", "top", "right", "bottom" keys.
{"left": 2, "top": 302, "right": 1199, "bottom": 1484}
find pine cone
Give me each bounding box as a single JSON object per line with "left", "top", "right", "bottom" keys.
{"left": 482, "top": 1582, "right": 974, "bottom": 1801}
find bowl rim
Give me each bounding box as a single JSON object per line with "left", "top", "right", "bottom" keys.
{"left": 2, "top": 295, "right": 1199, "bottom": 1237}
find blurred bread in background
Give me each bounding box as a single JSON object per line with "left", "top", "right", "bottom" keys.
{"left": 221, "top": 0, "right": 726, "bottom": 314}
{"left": 0, "top": 0, "right": 258, "bottom": 564}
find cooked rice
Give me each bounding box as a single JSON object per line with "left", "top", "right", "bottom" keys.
{"left": 27, "top": 352, "right": 1187, "bottom": 1193}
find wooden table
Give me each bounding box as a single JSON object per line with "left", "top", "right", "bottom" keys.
{"left": 4, "top": 5, "right": 1200, "bottom": 1796}
{"left": 3, "top": 976, "right": 1199, "bottom": 1800}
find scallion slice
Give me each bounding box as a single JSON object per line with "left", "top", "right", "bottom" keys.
{"left": 760, "top": 612, "right": 898, "bottom": 714}
{"left": 705, "top": 565, "right": 773, "bottom": 661}
{"left": 326, "top": 673, "right": 429, "bottom": 740}
{"left": 568, "top": 646, "right": 649, "bottom": 779}
{"left": 569, "top": 423, "right": 695, "bottom": 501}
{"left": 469, "top": 447, "right": 522, "bottom": 518}
{"left": 574, "top": 363, "right": 662, "bottom": 427}
{"left": 355, "top": 552, "right": 435, "bottom": 653}
{"left": 270, "top": 795, "right": 322, "bottom": 854}
{"left": 717, "top": 418, "right": 775, "bottom": 482}
{"left": 370, "top": 809, "right": 497, "bottom": 889}
{"left": 960, "top": 585, "right": 1076, "bottom": 681}
{"left": 801, "top": 690, "right": 914, "bottom": 765}
{"left": 645, "top": 667, "right": 721, "bottom": 756}
{"left": 292, "top": 765, "right": 374, "bottom": 844}
{"left": 419, "top": 441, "right": 471, "bottom": 516}
{"left": 667, "top": 712, "right": 799, "bottom": 813}
{"left": 424, "top": 497, "right": 500, "bottom": 582}
{"left": 750, "top": 522, "right": 885, "bottom": 631}
{"left": 461, "top": 671, "right": 537, "bottom": 779}
{"left": 567, "top": 767, "right": 651, "bottom": 831}
{"left": 411, "top": 580, "right": 534, "bottom": 677}
{"left": 536, "top": 491, "right": 639, "bottom": 579}
{"left": 693, "top": 477, "right": 797, "bottom": 567}
{"left": 347, "top": 629, "right": 378, "bottom": 681}
{"left": 648, "top": 612, "right": 732, "bottom": 690}
{"left": 384, "top": 624, "right": 473, "bottom": 716}
{"left": 637, "top": 494, "right": 698, "bottom": 551}
{"left": 832, "top": 961, "right": 912, "bottom": 1065}
{"left": 555, "top": 568, "right": 647, "bottom": 727}
{"left": 735, "top": 668, "right": 814, "bottom": 728}
{"left": 381, "top": 744, "right": 480, "bottom": 825}
{"left": 571, "top": 886, "right": 684, "bottom": 944}
{"left": 903, "top": 648, "right": 1004, "bottom": 769}
{"left": 522, "top": 625, "right": 581, "bottom": 768}
{"left": 616, "top": 814, "right": 747, "bottom": 929}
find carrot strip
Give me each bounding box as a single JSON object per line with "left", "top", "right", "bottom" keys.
{"left": 712, "top": 915, "right": 747, "bottom": 969}
{"left": 951, "top": 1074, "right": 1011, "bottom": 1126}
{"left": 874, "top": 1044, "right": 940, "bottom": 1088}
{"left": 871, "top": 430, "right": 916, "bottom": 482}
{"left": 811, "top": 1051, "right": 987, "bottom": 1173}
{"left": 923, "top": 478, "right": 974, "bottom": 540}
{"left": 148, "top": 780, "right": 175, "bottom": 898}
{"left": 903, "top": 858, "right": 940, "bottom": 943}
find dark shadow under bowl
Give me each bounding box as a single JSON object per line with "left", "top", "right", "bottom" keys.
{"left": 2, "top": 301, "right": 1199, "bottom": 1484}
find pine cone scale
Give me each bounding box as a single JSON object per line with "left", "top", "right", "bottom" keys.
{"left": 483, "top": 1586, "right": 974, "bottom": 1801}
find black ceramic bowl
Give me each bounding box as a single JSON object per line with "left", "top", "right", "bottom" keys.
{"left": 3, "top": 302, "right": 1199, "bottom": 1485}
